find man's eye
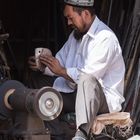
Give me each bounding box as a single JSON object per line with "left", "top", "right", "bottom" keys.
{"left": 69, "top": 17, "right": 72, "bottom": 20}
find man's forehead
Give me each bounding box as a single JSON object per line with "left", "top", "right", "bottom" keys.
{"left": 64, "top": 5, "right": 74, "bottom": 16}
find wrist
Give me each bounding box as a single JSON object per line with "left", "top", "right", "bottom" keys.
{"left": 59, "top": 67, "right": 66, "bottom": 77}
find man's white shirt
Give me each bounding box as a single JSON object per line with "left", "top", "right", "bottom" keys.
{"left": 44, "top": 16, "right": 125, "bottom": 113}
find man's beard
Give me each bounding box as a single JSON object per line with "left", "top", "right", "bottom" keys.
{"left": 73, "top": 28, "right": 87, "bottom": 40}
{"left": 73, "top": 30, "right": 83, "bottom": 40}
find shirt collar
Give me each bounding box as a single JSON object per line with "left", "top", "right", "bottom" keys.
{"left": 86, "top": 16, "right": 100, "bottom": 38}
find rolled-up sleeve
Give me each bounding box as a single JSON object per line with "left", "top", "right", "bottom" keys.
{"left": 66, "top": 67, "right": 80, "bottom": 83}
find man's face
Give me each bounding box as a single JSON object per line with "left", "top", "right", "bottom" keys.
{"left": 64, "top": 5, "right": 86, "bottom": 34}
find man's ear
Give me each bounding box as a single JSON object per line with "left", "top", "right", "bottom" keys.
{"left": 82, "top": 10, "right": 91, "bottom": 21}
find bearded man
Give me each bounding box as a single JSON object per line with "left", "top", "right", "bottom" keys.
{"left": 28, "top": 0, "right": 125, "bottom": 139}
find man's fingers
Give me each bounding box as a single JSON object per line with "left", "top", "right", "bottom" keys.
{"left": 40, "top": 55, "right": 54, "bottom": 61}
{"left": 28, "top": 59, "right": 36, "bottom": 65}
{"left": 40, "top": 55, "right": 55, "bottom": 65}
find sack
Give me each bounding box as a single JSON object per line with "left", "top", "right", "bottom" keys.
{"left": 92, "top": 112, "right": 133, "bottom": 139}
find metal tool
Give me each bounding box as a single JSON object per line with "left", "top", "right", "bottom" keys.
{"left": 0, "top": 80, "right": 63, "bottom": 140}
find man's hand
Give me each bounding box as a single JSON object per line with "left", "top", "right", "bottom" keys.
{"left": 39, "top": 55, "right": 74, "bottom": 82}
{"left": 28, "top": 56, "right": 39, "bottom": 71}
{"left": 39, "top": 55, "right": 64, "bottom": 75}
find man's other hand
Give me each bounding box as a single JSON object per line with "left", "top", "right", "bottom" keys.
{"left": 28, "top": 56, "right": 39, "bottom": 71}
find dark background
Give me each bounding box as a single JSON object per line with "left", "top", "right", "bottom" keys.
{"left": 0, "top": 0, "right": 136, "bottom": 81}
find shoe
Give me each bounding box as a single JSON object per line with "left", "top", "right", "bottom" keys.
{"left": 72, "top": 129, "right": 87, "bottom": 140}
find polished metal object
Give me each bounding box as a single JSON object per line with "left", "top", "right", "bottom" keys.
{"left": 0, "top": 80, "right": 63, "bottom": 140}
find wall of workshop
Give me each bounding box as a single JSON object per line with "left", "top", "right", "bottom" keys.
{"left": 0, "top": 0, "right": 66, "bottom": 81}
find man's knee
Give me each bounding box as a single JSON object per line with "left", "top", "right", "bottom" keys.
{"left": 78, "top": 74, "right": 103, "bottom": 99}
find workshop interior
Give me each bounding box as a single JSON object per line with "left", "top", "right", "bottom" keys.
{"left": 0, "top": 0, "right": 140, "bottom": 139}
